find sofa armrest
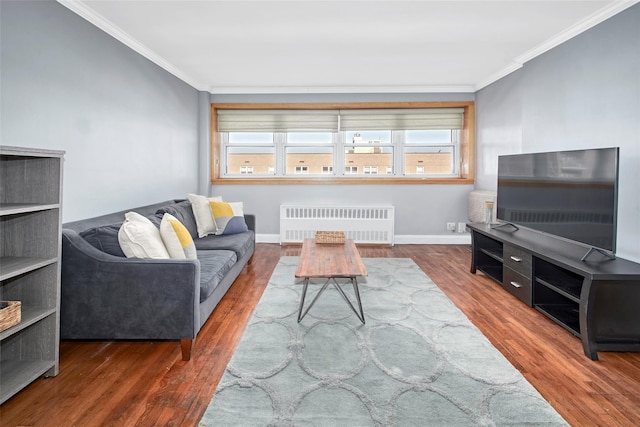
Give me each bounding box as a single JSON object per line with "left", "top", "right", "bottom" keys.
{"left": 60, "top": 229, "right": 201, "bottom": 341}
{"left": 244, "top": 214, "right": 255, "bottom": 232}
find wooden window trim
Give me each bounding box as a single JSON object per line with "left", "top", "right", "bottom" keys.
{"left": 210, "top": 101, "right": 475, "bottom": 185}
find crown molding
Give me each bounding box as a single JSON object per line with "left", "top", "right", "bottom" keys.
{"left": 207, "top": 84, "right": 477, "bottom": 95}
{"left": 57, "top": 0, "right": 207, "bottom": 91}
{"left": 475, "top": 0, "right": 640, "bottom": 91}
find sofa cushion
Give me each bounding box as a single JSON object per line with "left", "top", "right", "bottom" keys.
{"left": 193, "top": 230, "right": 255, "bottom": 259}
{"left": 80, "top": 224, "right": 126, "bottom": 257}
{"left": 198, "top": 250, "right": 237, "bottom": 302}
{"left": 145, "top": 213, "right": 163, "bottom": 228}
{"left": 156, "top": 200, "right": 199, "bottom": 239}
{"left": 63, "top": 200, "right": 177, "bottom": 233}
{"left": 118, "top": 212, "right": 170, "bottom": 259}
{"left": 160, "top": 214, "right": 197, "bottom": 259}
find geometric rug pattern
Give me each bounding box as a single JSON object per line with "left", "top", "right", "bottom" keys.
{"left": 200, "top": 257, "right": 567, "bottom": 426}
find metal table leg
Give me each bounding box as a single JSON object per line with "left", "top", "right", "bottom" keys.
{"left": 297, "top": 276, "right": 365, "bottom": 324}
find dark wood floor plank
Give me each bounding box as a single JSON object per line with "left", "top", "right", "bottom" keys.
{"left": 1, "top": 243, "right": 639, "bottom": 426}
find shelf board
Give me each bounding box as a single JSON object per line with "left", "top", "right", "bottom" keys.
{"left": 0, "top": 306, "right": 57, "bottom": 340}
{"left": 0, "top": 203, "right": 60, "bottom": 216}
{"left": 536, "top": 277, "right": 581, "bottom": 303}
{"left": 480, "top": 247, "right": 503, "bottom": 263}
{"left": 0, "top": 358, "right": 56, "bottom": 404}
{"left": 535, "top": 304, "right": 580, "bottom": 336}
{"left": 0, "top": 256, "right": 58, "bottom": 281}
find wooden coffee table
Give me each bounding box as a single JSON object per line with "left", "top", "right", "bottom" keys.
{"left": 295, "top": 238, "right": 368, "bottom": 323}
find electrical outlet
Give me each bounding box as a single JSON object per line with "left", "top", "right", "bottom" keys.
{"left": 446, "top": 222, "right": 456, "bottom": 232}
{"left": 457, "top": 222, "right": 467, "bottom": 233}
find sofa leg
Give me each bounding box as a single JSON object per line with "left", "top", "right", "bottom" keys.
{"left": 181, "top": 338, "right": 195, "bottom": 361}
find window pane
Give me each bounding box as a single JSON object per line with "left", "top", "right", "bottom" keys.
{"left": 404, "top": 146, "right": 453, "bottom": 175}
{"left": 344, "top": 146, "right": 393, "bottom": 175}
{"left": 346, "top": 130, "right": 391, "bottom": 144}
{"left": 406, "top": 130, "right": 452, "bottom": 144}
{"left": 226, "top": 146, "right": 275, "bottom": 175}
{"left": 228, "top": 132, "right": 273, "bottom": 144}
{"left": 285, "top": 146, "right": 333, "bottom": 175}
{"left": 287, "top": 132, "right": 333, "bottom": 144}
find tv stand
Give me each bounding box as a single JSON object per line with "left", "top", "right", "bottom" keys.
{"left": 581, "top": 247, "right": 616, "bottom": 262}
{"left": 468, "top": 223, "right": 640, "bottom": 360}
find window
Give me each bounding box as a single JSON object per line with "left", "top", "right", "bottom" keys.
{"left": 212, "top": 102, "right": 474, "bottom": 184}
{"left": 364, "top": 166, "right": 378, "bottom": 174}
{"left": 345, "top": 166, "right": 358, "bottom": 174}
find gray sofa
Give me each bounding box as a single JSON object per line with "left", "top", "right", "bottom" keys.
{"left": 60, "top": 199, "right": 255, "bottom": 360}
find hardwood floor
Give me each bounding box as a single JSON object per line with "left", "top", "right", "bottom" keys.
{"left": 2, "top": 243, "right": 639, "bottom": 426}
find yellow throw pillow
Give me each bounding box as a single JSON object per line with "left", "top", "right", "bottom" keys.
{"left": 209, "top": 201, "right": 249, "bottom": 235}
{"left": 160, "top": 214, "right": 197, "bottom": 259}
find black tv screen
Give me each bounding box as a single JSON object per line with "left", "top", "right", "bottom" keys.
{"left": 496, "top": 147, "right": 619, "bottom": 253}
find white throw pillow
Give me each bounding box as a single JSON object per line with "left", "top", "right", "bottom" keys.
{"left": 118, "top": 212, "right": 170, "bottom": 259}
{"left": 160, "top": 213, "right": 197, "bottom": 259}
{"left": 187, "top": 193, "right": 222, "bottom": 238}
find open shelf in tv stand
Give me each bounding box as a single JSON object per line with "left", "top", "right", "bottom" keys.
{"left": 468, "top": 222, "right": 640, "bottom": 360}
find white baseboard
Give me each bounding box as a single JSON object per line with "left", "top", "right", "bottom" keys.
{"left": 257, "top": 234, "right": 281, "bottom": 244}
{"left": 393, "top": 234, "right": 471, "bottom": 245}
{"left": 256, "top": 233, "right": 471, "bottom": 245}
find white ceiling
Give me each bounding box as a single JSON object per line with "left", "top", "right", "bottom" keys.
{"left": 58, "top": 0, "right": 638, "bottom": 94}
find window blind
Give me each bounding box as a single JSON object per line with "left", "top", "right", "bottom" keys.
{"left": 217, "top": 108, "right": 464, "bottom": 132}
{"left": 339, "top": 108, "right": 464, "bottom": 130}
{"left": 217, "top": 110, "right": 339, "bottom": 132}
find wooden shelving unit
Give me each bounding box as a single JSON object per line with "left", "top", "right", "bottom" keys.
{"left": 0, "top": 145, "right": 64, "bottom": 404}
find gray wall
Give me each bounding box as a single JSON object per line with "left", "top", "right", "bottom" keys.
{"left": 0, "top": 0, "right": 200, "bottom": 222}
{"left": 207, "top": 93, "right": 475, "bottom": 242}
{"left": 476, "top": 4, "right": 640, "bottom": 262}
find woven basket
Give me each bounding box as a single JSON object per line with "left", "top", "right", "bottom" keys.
{"left": 315, "top": 231, "right": 345, "bottom": 244}
{"left": 0, "top": 301, "right": 21, "bottom": 332}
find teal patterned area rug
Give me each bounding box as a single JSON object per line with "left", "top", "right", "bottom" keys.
{"left": 200, "top": 257, "right": 567, "bottom": 426}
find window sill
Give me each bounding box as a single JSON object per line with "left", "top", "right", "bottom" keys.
{"left": 211, "top": 177, "right": 475, "bottom": 185}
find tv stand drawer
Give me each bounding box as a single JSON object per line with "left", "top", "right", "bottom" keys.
{"left": 503, "top": 267, "right": 532, "bottom": 306}
{"left": 503, "top": 245, "right": 532, "bottom": 277}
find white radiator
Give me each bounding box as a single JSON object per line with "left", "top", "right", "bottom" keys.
{"left": 280, "top": 204, "right": 395, "bottom": 245}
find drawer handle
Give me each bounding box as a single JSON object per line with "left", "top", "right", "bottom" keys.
{"left": 510, "top": 281, "right": 522, "bottom": 288}
{"left": 510, "top": 256, "right": 522, "bottom": 262}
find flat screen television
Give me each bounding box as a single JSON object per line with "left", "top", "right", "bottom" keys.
{"left": 496, "top": 147, "right": 619, "bottom": 259}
